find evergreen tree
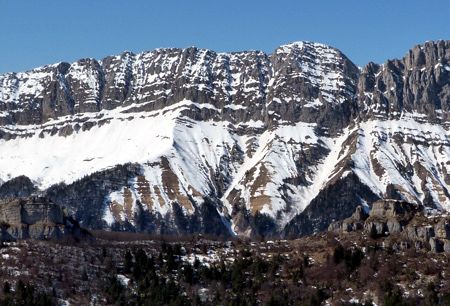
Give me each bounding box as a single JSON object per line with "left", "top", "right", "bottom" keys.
{"left": 2, "top": 282, "right": 10, "bottom": 295}
{"left": 124, "top": 250, "right": 133, "bottom": 273}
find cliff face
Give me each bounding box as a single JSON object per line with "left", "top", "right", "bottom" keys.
{"left": 0, "top": 40, "right": 449, "bottom": 237}
{"left": 0, "top": 42, "right": 358, "bottom": 130}
{"left": 357, "top": 40, "right": 450, "bottom": 121}
{"left": 0, "top": 197, "right": 87, "bottom": 241}
{"left": 0, "top": 198, "right": 63, "bottom": 225}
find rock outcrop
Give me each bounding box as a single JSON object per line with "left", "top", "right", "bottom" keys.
{"left": 363, "top": 200, "right": 422, "bottom": 236}
{"left": 0, "top": 197, "right": 89, "bottom": 241}
{"left": 327, "top": 205, "right": 369, "bottom": 232}
{"left": 330, "top": 199, "right": 450, "bottom": 252}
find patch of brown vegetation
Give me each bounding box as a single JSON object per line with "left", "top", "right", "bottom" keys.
{"left": 249, "top": 163, "right": 273, "bottom": 214}
{"left": 153, "top": 186, "right": 166, "bottom": 207}
{"left": 160, "top": 157, "right": 194, "bottom": 212}
{"left": 123, "top": 187, "right": 134, "bottom": 220}
{"left": 109, "top": 201, "right": 123, "bottom": 223}
{"left": 135, "top": 175, "right": 153, "bottom": 210}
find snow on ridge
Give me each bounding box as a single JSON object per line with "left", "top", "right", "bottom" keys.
{"left": 0, "top": 68, "right": 53, "bottom": 104}
{"left": 0, "top": 62, "right": 61, "bottom": 77}
{"left": 276, "top": 41, "right": 337, "bottom": 54}
{"left": 0, "top": 41, "right": 341, "bottom": 79}
{"left": 0, "top": 40, "right": 356, "bottom": 121}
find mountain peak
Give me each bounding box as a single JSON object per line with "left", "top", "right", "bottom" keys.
{"left": 274, "top": 41, "right": 339, "bottom": 55}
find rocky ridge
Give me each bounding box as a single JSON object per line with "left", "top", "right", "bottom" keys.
{"left": 330, "top": 199, "right": 450, "bottom": 252}
{"left": 0, "top": 40, "right": 449, "bottom": 237}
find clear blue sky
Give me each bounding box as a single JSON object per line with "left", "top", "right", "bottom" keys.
{"left": 0, "top": 0, "right": 448, "bottom": 73}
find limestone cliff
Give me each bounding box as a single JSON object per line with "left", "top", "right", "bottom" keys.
{"left": 0, "top": 197, "right": 88, "bottom": 241}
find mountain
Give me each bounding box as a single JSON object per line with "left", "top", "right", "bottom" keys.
{"left": 0, "top": 40, "right": 449, "bottom": 237}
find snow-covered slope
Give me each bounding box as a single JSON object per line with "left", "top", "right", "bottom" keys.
{"left": 353, "top": 116, "right": 450, "bottom": 211}
{"left": 0, "top": 40, "right": 449, "bottom": 237}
